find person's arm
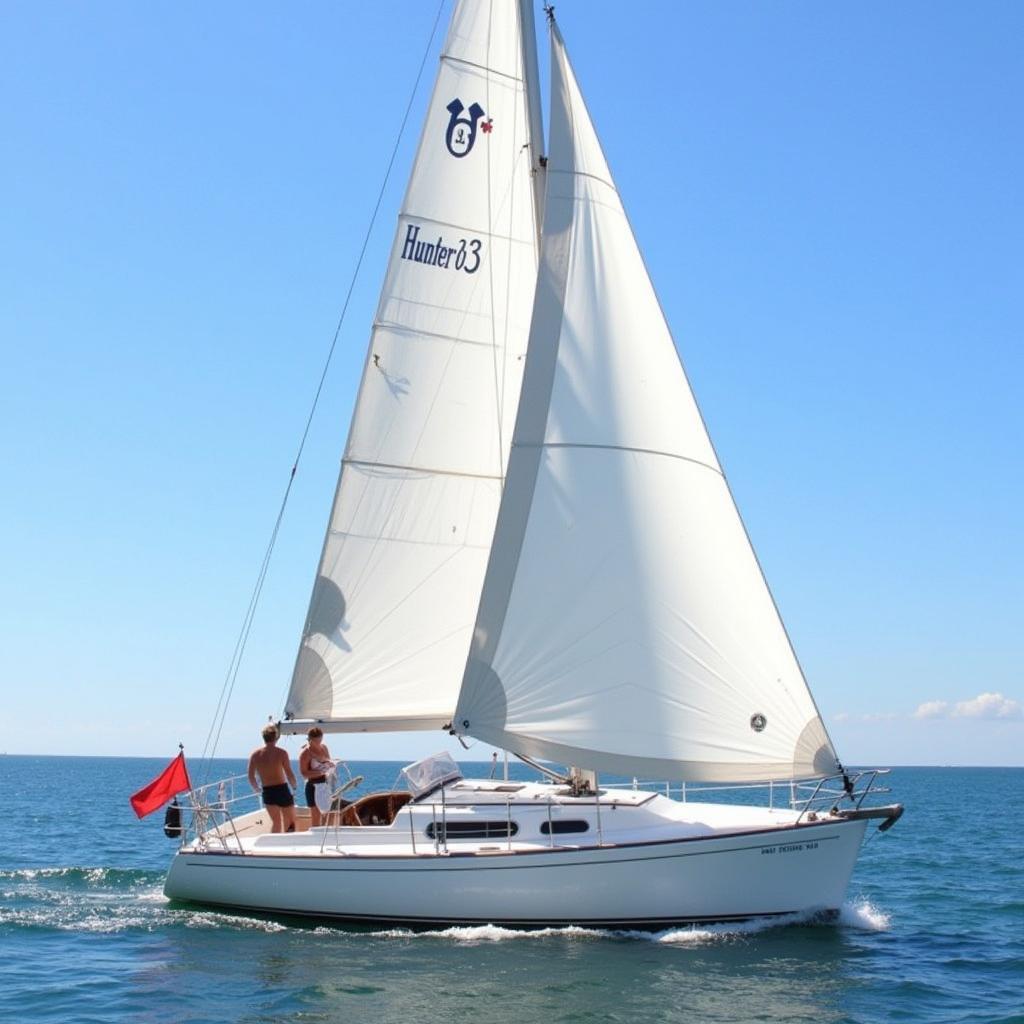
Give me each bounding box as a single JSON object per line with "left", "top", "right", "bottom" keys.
{"left": 298, "top": 747, "right": 312, "bottom": 780}
{"left": 282, "top": 749, "right": 297, "bottom": 789}
{"left": 247, "top": 752, "right": 259, "bottom": 793}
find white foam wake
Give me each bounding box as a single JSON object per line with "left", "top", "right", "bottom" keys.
{"left": 369, "top": 920, "right": 787, "bottom": 945}
{"left": 640, "top": 913, "right": 808, "bottom": 945}
{"left": 839, "top": 898, "right": 891, "bottom": 931}
{"left": 368, "top": 900, "right": 890, "bottom": 945}
{"left": 370, "top": 923, "right": 602, "bottom": 943}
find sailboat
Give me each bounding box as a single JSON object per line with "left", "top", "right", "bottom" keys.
{"left": 165, "top": 1, "right": 901, "bottom": 928}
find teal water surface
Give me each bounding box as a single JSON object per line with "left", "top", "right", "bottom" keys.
{"left": 0, "top": 758, "right": 1020, "bottom": 1023}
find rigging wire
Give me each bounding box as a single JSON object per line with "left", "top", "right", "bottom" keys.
{"left": 198, "top": 0, "right": 447, "bottom": 782}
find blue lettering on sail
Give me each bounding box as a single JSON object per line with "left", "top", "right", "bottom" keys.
{"left": 400, "top": 223, "right": 482, "bottom": 275}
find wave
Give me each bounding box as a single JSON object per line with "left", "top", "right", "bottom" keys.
{"left": 839, "top": 898, "right": 891, "bottom": 931}
{"left": 0, "top": 888, "right": 290, "bottom": 936}
{"left": 1, "top": 863, "right": 302, "bottom": 936}
{"left": 0, "top": 906, "right": 295, "bottom": 936}
{"left": 0, "top": 866, "right": 161, "bottom": 889}
{"left": 366, "top": 900, "right": 892, "bottom": 945}
{"left": 181, "top": 911, "right": 291, "bottom": 933}
{"left": 367, "top": 920, "right": 791, "bottom": 944}
{"left": 371, "top": 923, "right": 608, "bottom": 943}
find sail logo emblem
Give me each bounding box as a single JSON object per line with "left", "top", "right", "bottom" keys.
{"left": 445, "top": 98, "right": 490, "bottom": 157}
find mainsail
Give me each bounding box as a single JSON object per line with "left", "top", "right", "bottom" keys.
{"left": 283, "top": 2, "right": 541, "bottom": 731}
{"left": 453, "top": 23, "right": 839, "bottom": 782}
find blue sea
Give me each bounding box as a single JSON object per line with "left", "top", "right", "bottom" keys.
{"left": 0, "top": 758, "right": 1020, "bottom": 1024}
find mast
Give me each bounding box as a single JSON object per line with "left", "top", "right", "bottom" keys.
{"left": 518, "top": 0, "right": 546, "bottom": 246}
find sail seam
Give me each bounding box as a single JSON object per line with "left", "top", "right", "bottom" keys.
{"left": 325, "top": 528, "right": 491, "bottom": 551}
{"left": 373, "top": 321, "right": 513, "bottom": 351}
{"left": 547, "top": 167, "right": 617, "bottom": 193}
{"left": 343, "top": 457, "right": 503, "bottom": 482}
{"left": 514, "top": 442, "right": 723, "bottom": 476}
{"left": 442, "top": 55, "right": 524, "bottom": 86}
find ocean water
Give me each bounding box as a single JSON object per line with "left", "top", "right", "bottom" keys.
{"left": 0, "top": 758, "right": 1020, "bottom": 1024}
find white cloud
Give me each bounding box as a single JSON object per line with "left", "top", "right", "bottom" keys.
{"left": 913, "top": 692, "right": 1021, "bottom": 721}
{"left": 913, "top": 700, "right": 949, "bottom": 720}
{"left": 951, "top": 692, "right": 1022, "bottom": 719}
{"left": 832, "top": 711, "right": 898, "bottom": 723}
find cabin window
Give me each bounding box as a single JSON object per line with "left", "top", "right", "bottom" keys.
{"left": 540, "top": 819, "right": 590, "bottom": 835}
{"left": 425, "top": 820, "right": 518, "bottom": 840}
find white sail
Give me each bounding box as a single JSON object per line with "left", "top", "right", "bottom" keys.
{"left": 283, "top": 1, "right": 540, "bottom": 732}
{"left": 453, "top": 24, "right": 839, "bottom": 782}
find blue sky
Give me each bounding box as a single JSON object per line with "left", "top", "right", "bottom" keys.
{"left": 1, "top": 1, "right": 1020, "bottom": 765}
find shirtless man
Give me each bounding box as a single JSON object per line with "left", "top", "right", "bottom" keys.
{"left": 248, "top": 724, "right": 297, "bottom": 833}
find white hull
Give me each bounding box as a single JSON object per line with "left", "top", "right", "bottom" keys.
{"left": 165, "top": 782, "right": 870, "bottom": 928}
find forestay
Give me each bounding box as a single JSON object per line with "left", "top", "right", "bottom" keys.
{"left": 453, "top": 24, "right": 839, "bottom": 782}
{"left": 284, "top": 2, "right": 539, "bottom": 731}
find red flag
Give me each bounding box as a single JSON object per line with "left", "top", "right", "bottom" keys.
{"left": 130, "top": 752, "right": 192, "bottom": 819}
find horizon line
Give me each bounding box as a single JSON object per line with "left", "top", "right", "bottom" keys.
{"left": 1, "top": 753, "right": 1021, "bottom": 770}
